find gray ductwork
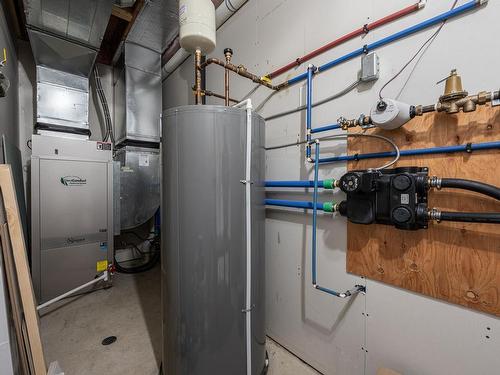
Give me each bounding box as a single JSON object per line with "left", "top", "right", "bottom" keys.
{"left": 113, "top": 42, "right": 162, "bottom": 145}
{"left": 112, "top": 1, "right": 167, "bottom": 230}
{"left": 24, "top": 0, "right": 114, "bottom": 135}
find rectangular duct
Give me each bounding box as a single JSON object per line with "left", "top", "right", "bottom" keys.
{"left": 24, "top": 0, "right": 114, "bottom": 135}
{"left": 114, "top": 42, "right": 162, "bottom": 145}
{"left": 36, "top": 65, "right": 89, "bottom": 130}
{"left": 23, "top": 0, "right": 114, "bottom": 49}
{"left": 127, "top": 0, "right": 178, "bottom": 53}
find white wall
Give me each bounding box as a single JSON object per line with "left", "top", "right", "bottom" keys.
{"left": 0, "top": 3, "right": 19, "bottom": 153}
{"left": 163, "top": 1, "right": 500, "bottom": 374}
{"left": 0, "top": 4, "right": 18, "bottom": 373}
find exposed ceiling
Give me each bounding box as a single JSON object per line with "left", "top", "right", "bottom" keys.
{"left": 22, "top": 0, "right": 115, "bottom": 49}
{"left": 3, "top": 0, "right": 225, "bottom": 66}
{"left": 97, "top": 0, "right": 145, "bottom": 65}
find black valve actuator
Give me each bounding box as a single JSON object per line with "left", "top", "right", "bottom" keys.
{"left": 337, "top": 167, "right": 429, "bottom": 230}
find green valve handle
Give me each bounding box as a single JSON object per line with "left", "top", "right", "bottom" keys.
{"left": 322, "top": 201, "right": 336, "bottom": 213}
{"left": 323, "top": 179, "right": 336, "bottom": 190}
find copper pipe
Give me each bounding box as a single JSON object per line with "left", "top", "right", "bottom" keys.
{"left": 199, "top": 57, "right": 281, "bottom": 91}
{"left": 202, "top": 89, "right": 240, "bottom": 104}
{"left": 224, "top": 48, "right": 233, "bottom": 106}
{"left": 194, "top": 49, "right": 202, "bottom": 104}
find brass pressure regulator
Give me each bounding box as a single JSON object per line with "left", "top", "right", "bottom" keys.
{"left": 436, "top": 69, "right": 493, "bottom": 114}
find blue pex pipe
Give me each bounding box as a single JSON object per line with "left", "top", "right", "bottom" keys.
{"left": 318, "top": 141, "right": 500, "bottom": 164}
{"left": 312, "top": 143, "right": 320, "bottom": 286}
{"left": 312, "top": 142, "right": 343, "bottom": 297}
{"left": 265, "top": 180, "right": 326, "bottom": 188}
{"left": 311, "top": 123, "right": 342, "bottom": 134}
{"left": 264, "top": 199, "right": 326, "bottom": 211}
{"left": 286, "top": 0, "right": 480, "bottom": 87}
{"left": 306, "top": 66, "right": 314, "bottom": 159}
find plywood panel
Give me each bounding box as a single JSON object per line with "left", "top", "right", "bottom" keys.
{"left": 346, "top": 104, "right": 500, "bottom": 316}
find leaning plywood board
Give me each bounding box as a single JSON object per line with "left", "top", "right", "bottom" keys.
{"left": 0, "top": 219, "right": 31, "bottom": 374}
{"left": 346, "top": 105, "right": 500, "bottom": 316}
{"left": 0, "top": 165, "right": 47, "bottom": 373}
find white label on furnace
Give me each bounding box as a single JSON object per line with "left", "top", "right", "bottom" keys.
{"left": 139, "top": 154, "right": 150, "bottom": 167}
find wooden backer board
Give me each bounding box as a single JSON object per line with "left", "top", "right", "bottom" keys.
{"left": 0, "top": 165, "right": 46, "bottom": 373}
{"left": 346, "top": 105, "right": 500, "bottom": 316}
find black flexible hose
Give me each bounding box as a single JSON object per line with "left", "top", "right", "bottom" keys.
{"left": 114, "top": 239, "right": 160, "bottom": 274}
{"left": 440, "top": 178, "right": 500, "bottom": 201}
{"left": 439, "top": 212, "right": 500, "bottom": 224}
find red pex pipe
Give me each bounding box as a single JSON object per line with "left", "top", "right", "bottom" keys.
{"left": 266, "top": 2, "right": 424, "bottom": 79}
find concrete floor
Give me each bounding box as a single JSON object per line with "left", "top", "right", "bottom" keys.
{"left": 40, "top": 266, "right": 319, "bottom": 375}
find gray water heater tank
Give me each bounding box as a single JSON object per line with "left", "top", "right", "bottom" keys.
{"left": 162, "top": 105, "right": 266, "bottom": 375}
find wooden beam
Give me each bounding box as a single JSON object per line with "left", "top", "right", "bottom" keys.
{"left": 0, "top": 165, "right": 46, "bottom": 373}
{"left": 97, "top": 0, "right": 145, "bottom": 65}
{"left": 121, "top": 0, "right": 145, "bottom": 41}
{"left": 111, "top": 5, "right": 133, "bottom": 22}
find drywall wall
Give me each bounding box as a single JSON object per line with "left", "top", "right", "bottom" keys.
{"left": 0, "top": 3, "right": 17, "bottom": 373}
{"left": 162, "top": 1, "right": 500, "bottom": 374}
{"left": 0, "top": 3, "right": 19, "bottom": 157}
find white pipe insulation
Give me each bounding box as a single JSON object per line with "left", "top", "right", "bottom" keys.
{"left": 161, "top": 0, "right": 249, "bottom": 78}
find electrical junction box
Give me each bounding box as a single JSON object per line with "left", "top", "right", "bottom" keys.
{"left": 360, "top": 52, "right": 380, "bottom": 82}
{"left": 31, "top": 135, "right": 114, "bottom": 303}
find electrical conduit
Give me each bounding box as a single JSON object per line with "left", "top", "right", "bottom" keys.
{"left": 233, "top": 98, "right": 253, "bottom": 375}
{"left": 306, "top": 65, "right": 314, "bottom": 160}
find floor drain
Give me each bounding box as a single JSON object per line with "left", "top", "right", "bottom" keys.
{"left": 101, "top": 336, "right": 117, "bottom": 346}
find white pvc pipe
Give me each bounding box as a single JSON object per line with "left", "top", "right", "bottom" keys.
{"left": 234, "top": 98, "right": 253, "bottom": 375}
{"left": 37, "top": 271, "right": 109, "bottom": 310}
{"left": 162, "top": 0, "right": 249, "bottom": 78}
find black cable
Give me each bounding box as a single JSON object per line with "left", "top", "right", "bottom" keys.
{"left": 114, "top": 237, "right": 161, "bottom": 274}
{"left": 439, "top": 212, "right": 500, "bottom": 224}
{"left": 93, "top": 66, "right": 115, "bottom": 146}
{"left": 439, "top": 178, "right": 500, "bottom": 201}
{"left": 264, "top": 79, "right": 360, "bottom": 121}
{"left": 124, "top": 230, "right": 156, "bottom": 243}
{"left": 114, "top": 249, "right": 160, "bottom": 274}
{"left": 378, "top": 0, "right": 458, "bottom": 100}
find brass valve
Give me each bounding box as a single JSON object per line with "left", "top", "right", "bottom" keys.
{"left": 436, "top": 69, "right": 480, "bottom": 114}
{"left": 440, "top": 69, "right": 467, "bottom": 101}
